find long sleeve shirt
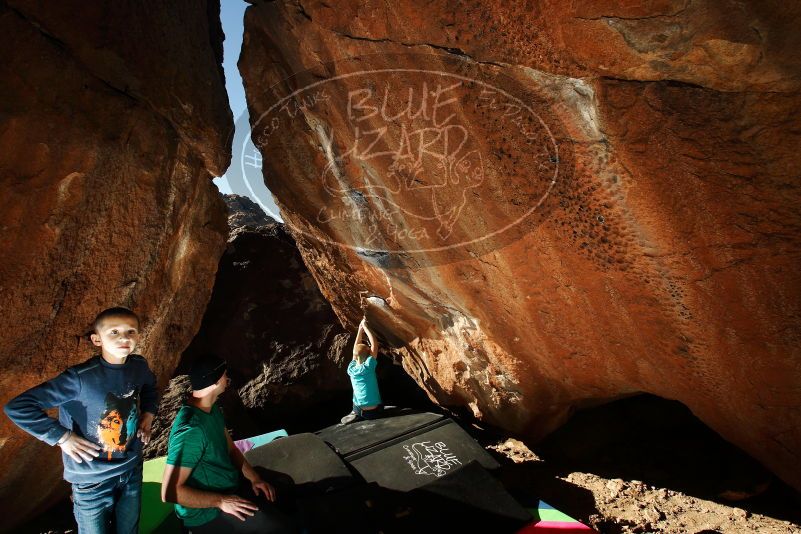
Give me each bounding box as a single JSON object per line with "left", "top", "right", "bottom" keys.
{"left": 4, "top": 354, "right": 158, "bottom": 483}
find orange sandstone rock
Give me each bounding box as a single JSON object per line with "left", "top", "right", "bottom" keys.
{"left": 0, "top": 1, "right": 231, "bottom": 525}
{"left": 240, "top": 0, "right": 801, "bottom": 491}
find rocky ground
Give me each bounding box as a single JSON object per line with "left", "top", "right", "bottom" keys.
{"left": 489, "top": 437, "right": 801, "bottom": 534}
{"left": 481, "top": 395, "right": 801, "bottom": 534}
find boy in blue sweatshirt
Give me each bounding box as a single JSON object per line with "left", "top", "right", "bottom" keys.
{"left": 4, "top": 307, "right": 158, "bottom": 534}
{"left": 341, "top": 318, "right": 383, "bottom": 424}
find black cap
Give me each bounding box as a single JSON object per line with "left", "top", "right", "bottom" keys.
{"left": 189, "top": 355, "right": 227, "bottom": 390}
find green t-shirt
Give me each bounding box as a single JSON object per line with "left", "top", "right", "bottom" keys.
{"left": 166, "top": 403, "right": 240, "bottom": 526}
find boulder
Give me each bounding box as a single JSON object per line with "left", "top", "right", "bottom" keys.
{"left": 224, "top": 193, "right": 278, "bottom": 229}
{"left": 0, "top": 0, "right": 231, "bottom": 524}
{"left": 239, "top": 0, "right": 801, "bottom": 491}
{"left": 178, "top": 196, "right": 353, "bottom": 438}
{"left": 173, "top": 195, "right": 434, "bottom": 437}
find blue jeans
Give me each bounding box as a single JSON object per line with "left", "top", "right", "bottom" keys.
{"left": 71, "top": 465, "right": 142, "bottom": 534}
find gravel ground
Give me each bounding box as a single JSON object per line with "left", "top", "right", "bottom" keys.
{"left": 488, "top": 437, "right": 801, "bottom": 533}
{"left": 480, "top": 394, "right": 801, "bottom": 534}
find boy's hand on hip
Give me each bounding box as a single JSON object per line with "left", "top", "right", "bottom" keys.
{"left": 59, "top": 434, "right": 101, "bottom": 463}
{"left": 137, "top": 412, "right": 155, "bottom": 444}
{"left": 252, "top": 478, "right": 276, "bottom": 502}
{"left": 218, "top": 494, "right": 258, "bottom": 521}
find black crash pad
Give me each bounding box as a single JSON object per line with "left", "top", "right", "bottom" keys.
{"left": 245, "top": 433, "right": 374, "bottom": 532}
{"left": 244, "top": 432, "right": 353, "bottom": 492}
{"left": 318, "top": 411, "right": 499, "bottom": 492}
{"left": 245, "top": 415, "right": 528, "bottom": 533}
{"left": 374, "top": 460, "right": 533, "bottom": 532}
{"left": 317, "top": 410, "right": 447, "bottom": 458}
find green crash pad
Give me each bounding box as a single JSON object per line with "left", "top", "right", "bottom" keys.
{"left": 140, "top": 456, "right": 179, "bottom": 534}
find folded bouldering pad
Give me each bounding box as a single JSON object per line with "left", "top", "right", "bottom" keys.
{"left": 377, "top": 460, "right": 532, "bottom": 531}
{"left": 317, "top": 410, "right": 447, "bottom": 458}
{"left": 244, "top": 432, "right": 354, "bottom": 492}
{"left": 244, "top": 432, "right": 373, "bottom": 532}
{"left": 318, "top": 411, "right": 498, "bottom": 492}
{"left": 234, "top": 428, "right": 289, "bottom": 453}
{"left": 516, "top": 500, "right": 596, "bottom": 533}
{"left": 140, "top": 456, "right": 179, "bottom": 534}
{"left": 316, "top": 411, "right": 528, "bottom": 532}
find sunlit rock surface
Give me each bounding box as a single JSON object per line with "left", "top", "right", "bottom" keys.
{"left": 240, "top": 0, "right": 801, "bottom": 491}
{"left": 0, "top": 0, "right": 231, "bottom": 524}
{"left": 147, "top": 195, "right": 434, "bottom": 456}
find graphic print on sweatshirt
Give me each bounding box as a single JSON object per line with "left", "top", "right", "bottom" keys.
{"left": 97, "top": 390, "right": 138, "bottom": 460}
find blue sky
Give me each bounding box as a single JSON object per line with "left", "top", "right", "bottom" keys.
{"left": 220, "top": 0, "right": 248, "bottom": 121}
{"left": 214, "top": 0, "right": 282, "bottom": 221}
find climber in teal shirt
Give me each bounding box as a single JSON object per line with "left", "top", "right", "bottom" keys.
{"left": 341, "top": 317, "right": 383, "bottom": 424}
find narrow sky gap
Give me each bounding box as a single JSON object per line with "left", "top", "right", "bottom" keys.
{"left": 215, "top": 0, "right": 283, "bottom": 221}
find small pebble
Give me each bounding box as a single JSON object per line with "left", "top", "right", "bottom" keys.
{"left": 732, "top": 507, "right": 748, "bottom": 520}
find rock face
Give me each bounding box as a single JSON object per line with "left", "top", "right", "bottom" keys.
{"left": 179, "top": 195, "right": 354, "bottom": 438}
{"left": 0, "top": 0, "right": 231, "bottom": 524}
{"left": 147, "top": 195, "right": 434, "bottom": 456}
{"left": 240, "top": 0, "right": 801, "bottom": 491}
{"left": 225, "top": 193, "right": 278, "bottom": 228}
